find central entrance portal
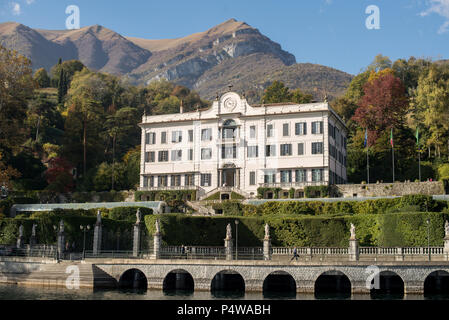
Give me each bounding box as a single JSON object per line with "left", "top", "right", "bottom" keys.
{"left": 222, "top": 169, "right": 236, "bottom": 187}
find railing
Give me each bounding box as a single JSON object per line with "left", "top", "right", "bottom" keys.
{"left": 159, "top": 246, "right": 264, "bottom": 260}
{"left": 0, "top": 245, "right": 57, "bottom": 259}
{"left": 84, "top": 250, "right": 154, "bottom": 259}
{"left": 359, "top": 247, "right": 445, "bottom": 256}
{"left": 138, "top": 186, "right": 199, "bottom": 191}
{"left": 272, "top": 247, "right": 348, "bottom": 256}
{"left": 259, "top": 181, "right": 326, "bottom": 188}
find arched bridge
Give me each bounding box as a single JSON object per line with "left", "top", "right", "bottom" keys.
{"left": 92, "top": 259, "right": 449, "bottom": 296}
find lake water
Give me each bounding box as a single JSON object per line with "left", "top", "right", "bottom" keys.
{"left": 0, "top": 284, "right": 446, "bottom": 300}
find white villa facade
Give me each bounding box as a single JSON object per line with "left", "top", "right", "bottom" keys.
{"left": 139, "top": 91, "right": 347, "bottom": 199}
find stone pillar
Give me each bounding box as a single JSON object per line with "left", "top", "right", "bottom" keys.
{"left": 444, "top": 234, "right": 449, "bottom": 261}
{"left": 133, "top": 224, "right": 141, "bottom": 257}
{"left": 153, "top": 219, "right": 161, "bottom": 259}
{"left": 348, "top": 239, "right": 359, "bottom": 261}
{"left": 224, "top": 223, "right": 233, "bottom": 261}
{"left": 57, "top": 220, "right": 65, "bottom": 258}
{"left": 93, "top": 211, "right": 102, "bottom": 255}
{"left": 30, "top": 224, "right": 37, "bottom": 247}
{"left": 16, "top": 225, "right": 24, "bottom": 249}
{"left": 395, "top": 247, "right": 404, "bottom": 261}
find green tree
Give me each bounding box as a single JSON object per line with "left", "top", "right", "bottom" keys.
{"left": 33, "top": 68, "right": 50, "bottom": 88}
{"left": 0, "top": 45, "right": 36, "bottom": 153}
{"left": 261, "top": 80, "right": 292, "bottom": 103}
{"left": 290, "top": 88, "right": 313, "bottom": 104}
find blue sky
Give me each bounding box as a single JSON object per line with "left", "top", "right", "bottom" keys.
{"left": 1, "top": 0, "right": 448, "bottom": 75}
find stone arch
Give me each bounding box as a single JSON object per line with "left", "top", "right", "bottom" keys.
{"left": 163, "top": 269, "right": 194, "bottom": 294}
{"left": 314, "top": 270, "right": 351, "bottom": 299}
{"left": 424, "top": 270, "right": 449, "bottom": 297}
{"left": 211, "top": 269, "right": 245, "bottom": 298}
{"left": 263, "top": 270, "right": 296, "bottom": 298}
{"left": 118, "top": 268, "right": 148, "bottom": 291}
{"left": 370, "top": 270, "right": 404, "bottom": 299}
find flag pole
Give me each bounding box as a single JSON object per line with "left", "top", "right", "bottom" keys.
{"left": 417, "top": 127, "right": 421, "bottom": 182}
{"left": 367, "top": 146, "right": 370, "bottom": 184}
{"left": 391, "top": 128, "right": 395, "bottom": 183}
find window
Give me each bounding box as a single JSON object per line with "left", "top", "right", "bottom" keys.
{"left": 264, "top": 172, "right": 276, "bottom": 184}
{"left": 249, "top": 171, "right": 256, "bottom": 186}
{"left": 298, "top": 143, "right": 304, "bottom": 155}
{"left": 283, "top": 123, "right": 290, "bottom": 136}
{"left": 145, "top": 132, "right": 156, "bottom": 144}
{"left": 247, "top": 146, "right": 259, "bottom": 158}
{"left": 312, "top": 142, "right": 323, "bottom": 155}
{"left": 158, "top": 175, "right": 168, "bottom": 187}
{"left": 185, "top": 174, "right": 195, "bottom": 186}
{"left": 188, "top": 149, "right": 193, "bottom": 161}
{"left": 171, "top": 150, "right": 182, "bottom": 161}
{"left": 222, "top": 128, "right": 236, "bottom": 139}
{"left": 266, "top": 145, "right": 276, "bottom": 157}
{"left": 312, "top": 121, "right": 323, "bottom": 134}
{"left": 171, "top": 175, "right": 181, "bottom": 187}
{"left": 201, "top": 128, "right": 212, "bottom": 141}
{"left": 250, "top": 126, "right": 257, "bottom": 139}
{"left": 172, "top": 131, "right": 182, "bottom": 143}
{"left": 280, "top": 144, "right": 292, "bottom": 156}
{"left": 329, "top": 123, "right": 335, "bottom": 139}
{"left": 188, "top": 130, "right": 194, "bottom": 142}
{"left": 267, "top": 124, "right": 274, "bottom": 138}
{"left": 312, "top": 169, "right": 324, "bottom": 182}
{"left": 201, "top": 148, "right": 212, "bottom": 160}
{"left": 158, "top": 151, "right": 169, "bottom": 162}
{"left": 149, "top": 176, "right": 155, "bottom": 187}
{"left": 143, "top": 176, "right": 148, "bottom": 188}
{"left": 145, "top": 151, "right": 155, "bottom": 163}
{"left": 295, "top": 169, "right": 306, "bottom": 182}
{"left": 222, "top": 145, "right": 237, "bottom": 159}
{"left": 281, "top": 170, "right": 292, "bottom": 183}
{"left": 161, "top": 131, "right": 167, "bottom": 144}
{"left": 201, "top": 173, "right": 212, "bottom": 187}
{"left": 295, "top": 122, "right": 307, "bottom": 135}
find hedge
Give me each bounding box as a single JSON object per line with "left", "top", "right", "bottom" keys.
{"left": 242, "top": 195, "right": 448, "bottom": 217}
{"left": 134, "top": 190, "right": 197, "bottom": 205}
{"left": 143, "top": 212, "right": 448, "bottom": 248}
{"left": 0, "top": 213, "right": 137, "bottom": 251}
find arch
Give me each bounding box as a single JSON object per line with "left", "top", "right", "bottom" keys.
{"left": 424, "top": 270, "right": 449, "bottom": 298}
{"left": 211, "top": 270, "right": 245, "bottom": 298}
{"left": 263, "top": 271, "right": 296, "bottom": 299}
{"left": 118, "top": 268, "right": 147, "bottom": 291}
{"left": 314, "top": 270, "right": 351, "bottom": 300}
{"left": 163, "top": 269, "right": 194, "bottom": 296}
{"left": 370, "top": 271, "right": 404, "bottom": 300}
{"left": 223, "top": 119, "right": 237, "bottom": 127}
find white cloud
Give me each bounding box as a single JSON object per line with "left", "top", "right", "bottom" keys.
{"left": 25, "top": 0, "right": 35, "bottom": 4}
{"left": 10, "top": 2, "right": 21, "bottom": 15}
{"left": 421, "top": 0, "right": 449, "bottom": 33}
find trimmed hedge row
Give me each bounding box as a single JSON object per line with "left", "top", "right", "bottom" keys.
{"left": 242, "top": 195, "right": 447, "bottom": 217}
{"left": 144, "top": 212, "right": 447, "bottom": 248}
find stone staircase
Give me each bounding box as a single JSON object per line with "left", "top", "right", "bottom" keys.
{"left": 186, "top": 201, "right": 214, "bottom": 215}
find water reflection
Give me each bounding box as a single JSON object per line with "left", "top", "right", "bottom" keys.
{"left": 0, "top": 284, "right": 449, "bottom": 300}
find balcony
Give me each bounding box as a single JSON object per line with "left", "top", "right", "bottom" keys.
{"left": 258, "top": 181, "right": 327, "bottom": 189}
{"left": 138, "top": 186, "right": 199, "bottom": 191}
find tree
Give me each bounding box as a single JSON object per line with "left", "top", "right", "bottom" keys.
{"left": 0, "top": 45, "right": 35, "bottom": 153}
{"left": 352, "top": 72, "right": 409, "bottom": 144}
{"left": 34, "top": 68, "right": 50, "bottom": 88}
{"left": 412, "top": 64, "right": 449, "bottom": 160}
{"left": 102, "top": 107, "right": 138, "bottom": 190}
{"left": 44, "top": 157, "right": 74, "bottom": 192}
{"left": 290, "top": 88, "right": 313, "bottom": 104}
{"left": 0, "top": 152, "right": 20, "bottom": 189}
{"left": 261, "top": 81, "right": 292, "bottom": 103}
{"left": 367, "top": 54, "right": 392, "bottom": 72}
{"left": 66, "top": 69, "right": 107, "bottom": 179}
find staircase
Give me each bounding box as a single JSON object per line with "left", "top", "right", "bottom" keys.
{"left": 186, "top": 201, "right": 214, "bottom": 215}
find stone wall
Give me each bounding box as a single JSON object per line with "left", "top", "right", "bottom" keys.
{"left": 336, "top": 181, "right": 445, "bottom": 198}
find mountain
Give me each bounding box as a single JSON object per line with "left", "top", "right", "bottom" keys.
{"left": 0, "top": 19, "right": 353, "bottom": 102}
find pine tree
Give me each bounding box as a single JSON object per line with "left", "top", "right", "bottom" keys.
{"left": 57, "top": 68, "right": 64, "bottom": 104}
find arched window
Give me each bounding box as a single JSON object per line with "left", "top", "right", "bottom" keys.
{"left": 223, "top": 119, "right": 237, "bottom": 127}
